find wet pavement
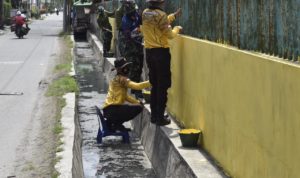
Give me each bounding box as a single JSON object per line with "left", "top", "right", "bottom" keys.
{"left": 74, "top": 40, "right": 156, "bottom": 178}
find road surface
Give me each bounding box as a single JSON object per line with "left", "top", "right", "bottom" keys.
{"left": 0, "top": 13, "right": 63, "bottom": 177}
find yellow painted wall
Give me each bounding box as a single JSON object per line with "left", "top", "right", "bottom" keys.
{"left": 168, "top": 35, "right": 300, "bottom": 178}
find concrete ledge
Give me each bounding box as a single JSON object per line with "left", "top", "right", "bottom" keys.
{"left": 72, "top": 99, "right": 84, "bottom": 178}
{"left": 55, "top": 93, "right": 84, "bottom": 178}
{"left": 132, "top": 108, "right": 228, "bottom": 178}
{"left": 87, "top": 31, "right": 229, "bottom": 178}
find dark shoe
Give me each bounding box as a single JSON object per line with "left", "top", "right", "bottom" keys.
{"left": 103, "top": 51, "right": 108, "bottom": 57}
{"left": 156, "top": 117, "right": 171, "bottom": 126}
{"left": 150, "top": 117, "right": 156, "bottom": 124}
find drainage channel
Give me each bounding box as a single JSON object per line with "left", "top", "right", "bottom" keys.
{"left": 74, "top": 39, "right": 156, "bottom": 178}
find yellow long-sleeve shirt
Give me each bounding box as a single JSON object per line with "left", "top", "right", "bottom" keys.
{"left": 142, "top": 8, "right": 181, "bottom": 49}
{"left": 103, "top": 75, "right": 151, "bottom": 108}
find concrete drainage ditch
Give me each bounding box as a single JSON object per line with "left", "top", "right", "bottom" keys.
{"left": 74, "top": 39, "right": 156, "bottom": 177}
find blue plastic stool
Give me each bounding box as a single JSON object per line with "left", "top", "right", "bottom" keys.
{"left": 95, "top": 106, "right": 130, "bottom": 144}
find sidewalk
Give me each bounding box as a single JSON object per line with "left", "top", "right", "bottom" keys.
{"left": 0, "top": 26, "right": 10, "bottom": 36}
{"left": 87, "top": 31, "right": 230, "bottom": 178}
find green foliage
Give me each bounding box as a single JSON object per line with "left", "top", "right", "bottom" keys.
{"left": 56, "top": 147, "right": 64, "bottom": 152}
{"left": 31, "top": 6, "right": 40, "bottom": 19}
{"left": 21, "top": 162, "right": 35, "bottom": 172}
{"left": 54, "top": 63, "right": 72, "bottom": 72}
{"left": 62, "top": 34, "right": 74, "bottom": 48}
{"left": 53, "top": 122, "right": 63, "bottom": 134}
{"left": 3, "top": 0, "right": 12, "bottom": 18}
{"left": 51, "top": 155, "right": 62, "bottom": 178}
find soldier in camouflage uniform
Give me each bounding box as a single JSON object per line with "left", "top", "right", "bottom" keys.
{"left": 104, "top": 0, "right": 130, "bottom": 57}
{"left": 97, "top": 6, "right": 113, "bottom": 57}
{"left": 121, "top": 1, "right": 144, "bottom": 98}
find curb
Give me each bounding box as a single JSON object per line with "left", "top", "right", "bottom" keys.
{"left": 55, "top": 93, "right": 76, "bottom": 178}
{"left": 87, "top": 31, "right": 229, "bottom": 178}
{"left": 54, "top": 35, "right": 84, "bottom": 178}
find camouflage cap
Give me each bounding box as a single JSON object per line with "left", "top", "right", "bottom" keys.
{"left": 124, "top": 3, "right": 136, "bottom": 14}
{"left": 114, "top": 58, "right": 132, "bottom": 69}
{"left": 120, "top": 0, "right": 135, "bottom": 3}
{"left": 146, "top": 0, "right": 164, "bottom": 2}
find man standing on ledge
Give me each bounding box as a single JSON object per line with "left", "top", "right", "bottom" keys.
{"left": 142, "top": 0, "right": 182, "bottom": 126}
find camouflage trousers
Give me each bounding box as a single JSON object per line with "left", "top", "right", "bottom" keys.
{"left": 117, "top": 31, "right": 144, "bottom": 89}
{"left": 126, "top": 52, "right": 144, "bottom": 84}
{"left": 118, "top": 32, "right": 127, "bottom": 57}
{"left": 102, "top": 30, "right": 112, "bottom": 55}
{"left": 124, "top": 42, "right": 144, "bottom": 84}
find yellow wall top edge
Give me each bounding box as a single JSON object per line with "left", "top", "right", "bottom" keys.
{"left": 179, "top": 34, "right": 300, "bottom": 68}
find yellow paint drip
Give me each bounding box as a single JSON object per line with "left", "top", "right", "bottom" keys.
{"left": 178, "top": 129, "right": 201, "bottom": 134}
{"left": 142, "top": 90, "right": 151, "bottom": 95}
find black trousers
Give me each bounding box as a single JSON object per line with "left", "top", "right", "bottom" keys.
{"left": 146, "top": 48, "right": 171, "bottom": 120}
{"left": 103, "top": 104, "right": 143, "bottom": 127}
{"left": 102, "top": 30, "right": 112, "bottom": 53}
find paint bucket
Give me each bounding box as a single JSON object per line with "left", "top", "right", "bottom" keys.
{"left": 178, "top": 129, "right": 201, "bottom": 147}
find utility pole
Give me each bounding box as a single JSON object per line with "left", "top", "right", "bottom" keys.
{"left": 36, "top": 0, "right": 40, "bottom": 18}
{"left": 63, "top": 0, "right": 71, "bottom": 32}
{"left": 63, "top": 0, "right": 67, "bottom": 31}
{"left": 0, "top": 0, "right": 3, "bottom": 29}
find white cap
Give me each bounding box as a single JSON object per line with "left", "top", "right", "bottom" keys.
{"left": 16, "top": 11, "right": 21, "bottom": 15}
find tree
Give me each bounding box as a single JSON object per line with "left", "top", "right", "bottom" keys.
{"left": 0, "top": 0, "right": 3, "bottom": 29}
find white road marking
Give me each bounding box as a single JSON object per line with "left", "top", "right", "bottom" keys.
{"left": 0, "top": 61, "right": 24, "bottom": 65}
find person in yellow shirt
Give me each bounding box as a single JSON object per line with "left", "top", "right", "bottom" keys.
{"left": 142, "top": 0, "right": 182, "bottom": 126}
{"left": 103, "top": 58, "right": 151, "bottom": 132}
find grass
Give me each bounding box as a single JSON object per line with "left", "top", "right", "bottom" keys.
{"left": 54, "top": 63, "right": 72, "bottom": 73}
{"left": 46, "top": 76, "right": 78, "bottom": 97}
{"left": 21, "top": 162, "right": 35, "bottom": 172}
{"left": 58, "top": 139, "right": 64, "bottom": 146}
{"left": 56, "top": 147, "right": 64, "bottom": 152}
{"left": 51, "top": 156, "right": 63, "bottom": 178}
{"left": 53, "top": 121, "right": 64, "bottom": 135}
{"left": 54, "top": 156, "right": 63, "bottom": 165}
{"left": 59, "top": 32, "right": 73, "bottom": 48}
{"left": 51, "top": 172, "right": 60, "bottom": 178}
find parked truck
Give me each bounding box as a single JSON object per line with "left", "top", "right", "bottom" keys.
{"left": 72, "top": 1, "right": 92, "bottom": 38}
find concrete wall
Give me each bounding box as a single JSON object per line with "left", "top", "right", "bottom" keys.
{"left": 72, "top": 102, "right": 84, "bottom": 178}
{"left": 167, "top": 35, "right": 300, "bottom": 178}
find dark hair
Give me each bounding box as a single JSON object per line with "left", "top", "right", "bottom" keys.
{"left": 117, "top": 65, "right": 129, "bottom": 75}
{"left": 148, "top": 1, "right": 164, "bottom": 9}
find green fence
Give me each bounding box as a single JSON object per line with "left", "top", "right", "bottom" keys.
{"left": 102, "top": 0, "right": 300, "bottom": 61}
{"left": 101, "top": 0, "right": 119, "bottom": 12}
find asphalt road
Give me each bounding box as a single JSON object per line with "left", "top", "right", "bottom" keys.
{"left": 0, "top": 13, "right": 63, "bottom": 176}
